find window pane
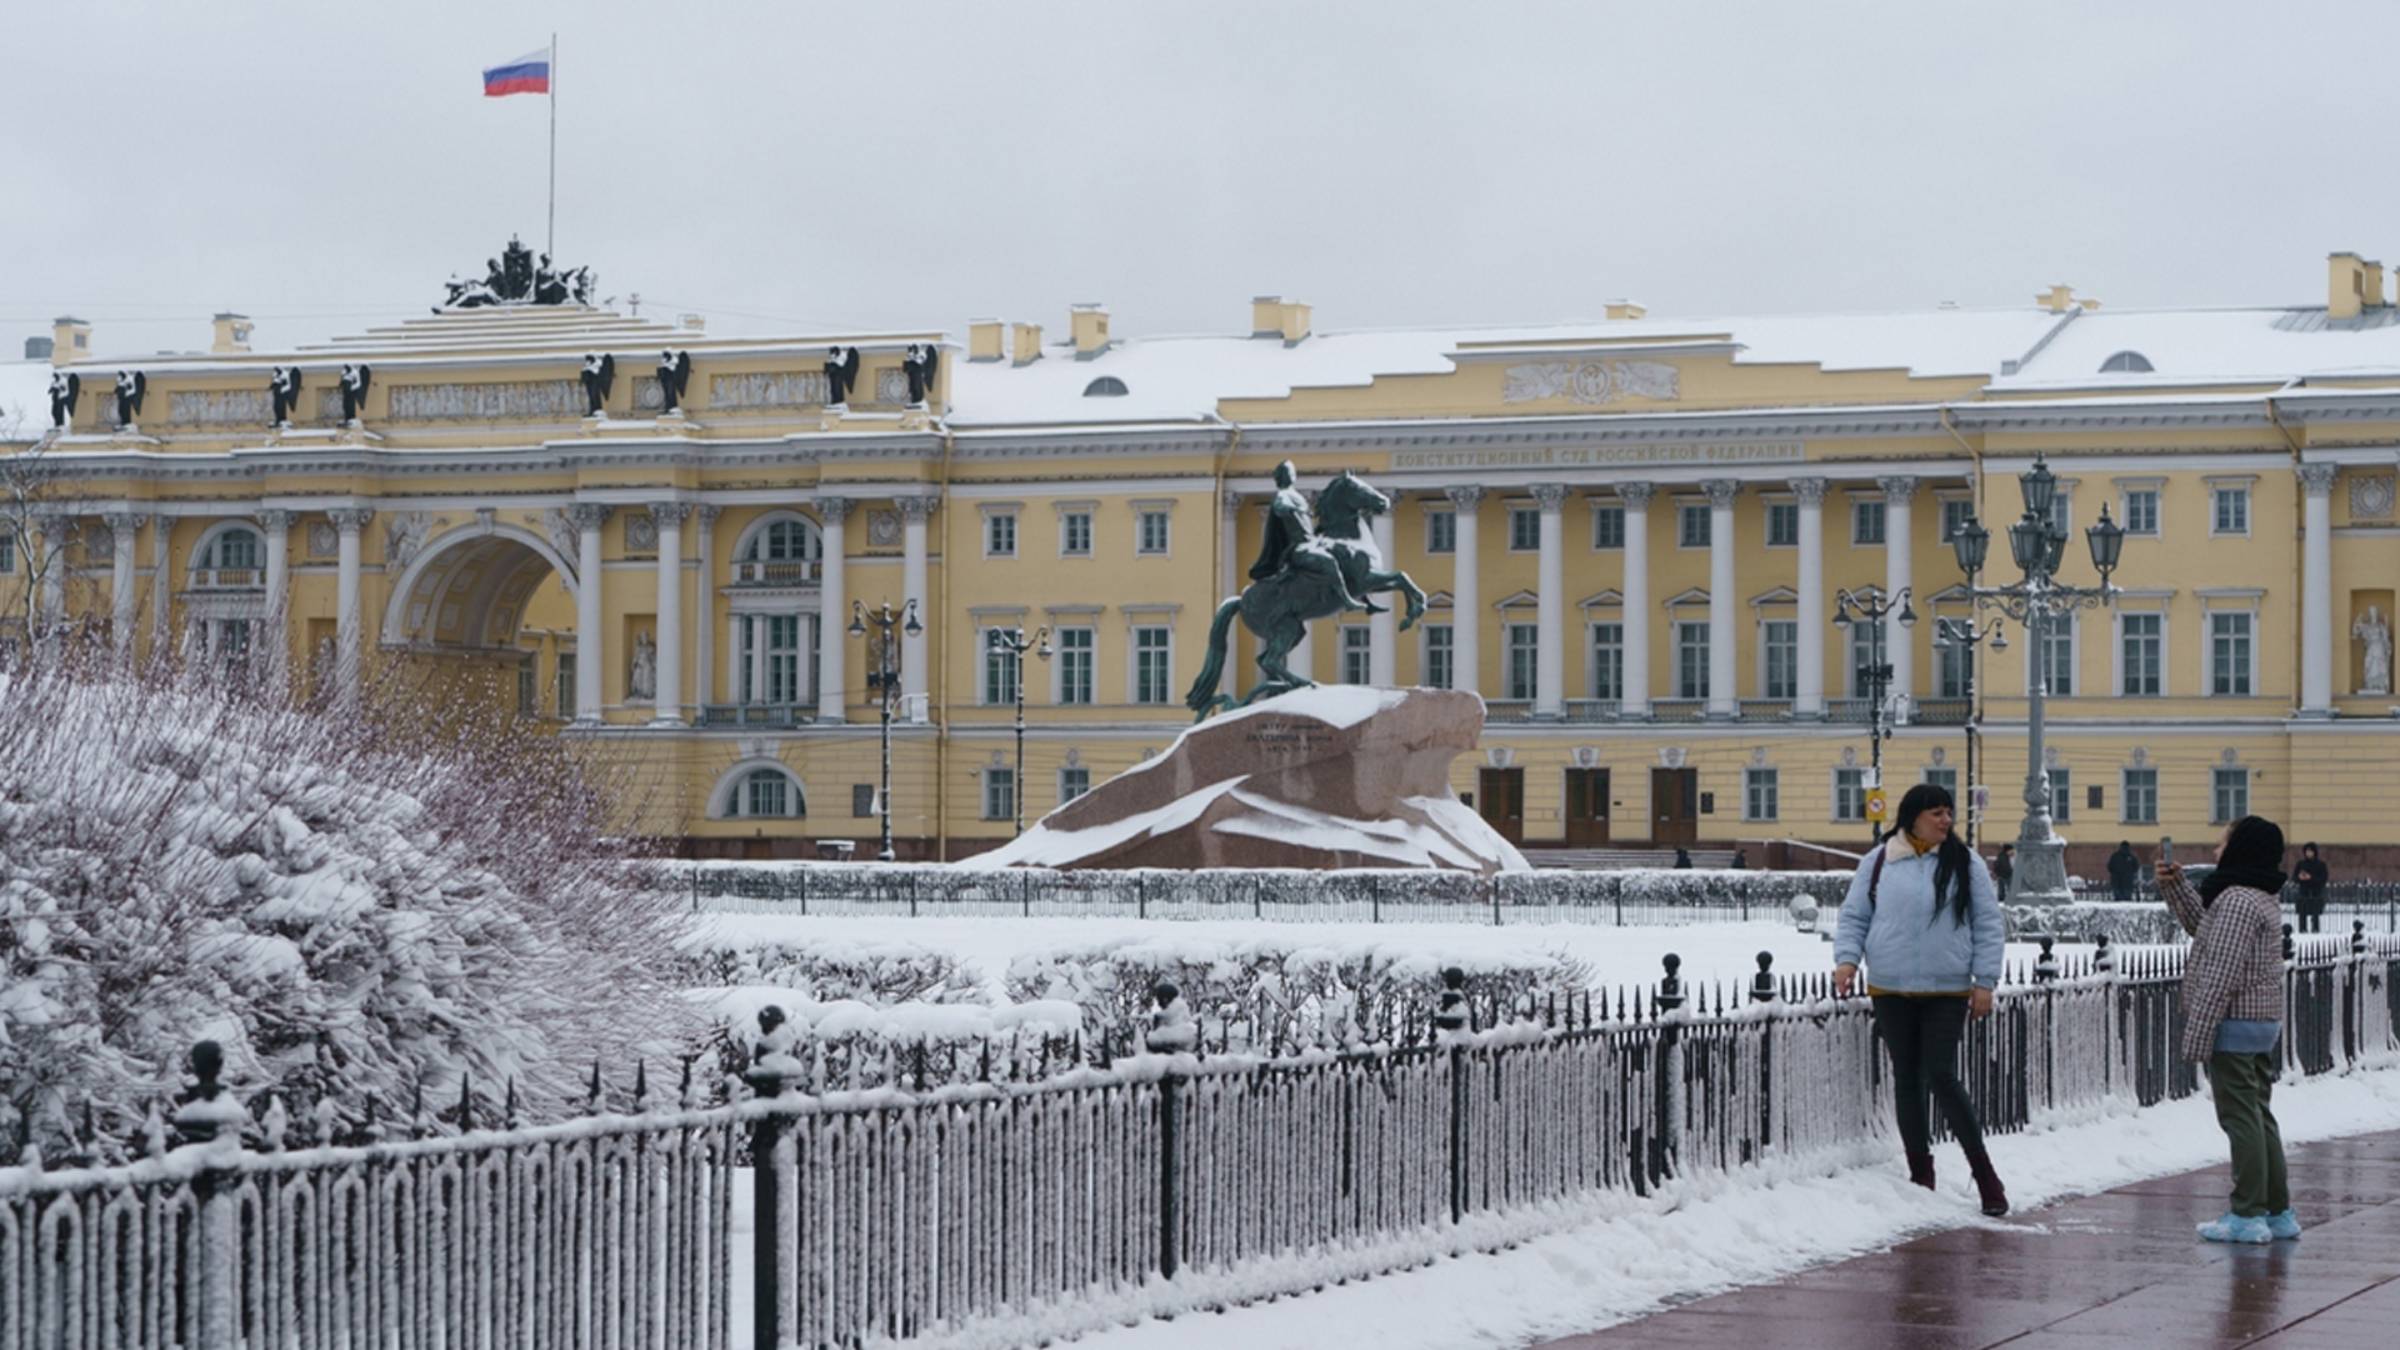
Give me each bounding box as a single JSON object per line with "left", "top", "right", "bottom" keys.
{"left": 983, "top": 630, "right": 1019, "bottom": 704}
{"left": 1509, "top": 509, "right": 1540, "bottom": 551}
{"left": 1766, "top": 502, "right": 1797, "bottom": 547}
{"left": 2211, "top": 612, "right": 2251, "bottom": 696}
{"left": 2121, "top": 613, "right": 2160, "bottom": 696}
{"left": 1592, "top": 506, "right": 1625, "bottom": 549}
{"left": 2042, "top": 617, "right": 2074, "bottom": 697}
{"left": 1135, "top": 627, "right": 1171, "bottom": 703}
{"left": 1923, "top": 767, "right": 1957, "bottom": 797}
{"left": 1834, "top": 768, "right": 1863, "bottom": 821}
{"left": 985, "top": 769, "right": 1015, "bottom": 821}
{"left": 1677, "top": 622, "right": 1709, "bottom": 700}
{"left": 1679, "top": 505, "right": 1709, "bottom": 548}
{"left": 2124, "top": 768, "right": 2158, "bottom": 824}
{"left": 1506, "top": 624, "right": 1538, "bottom": 700}
{"left": 2124, "top": 491, "right": 2158, "bottom": 535}
{"left": 2047, "top": 768, "right": 2071, "bottom": 822}
{"left": 555, "top": 652, "right": 577, "bottom": 715}
{"left": 1059, "top": 628, "right": 1094, "bottom": 704}
{"left": 1427, "top": 512, "right": 1455, "bottom": 554}
{"left": 1341, "top": 627, "right": 1371, "bottom": 685}
{"left": 1746, "top": 767, "right": 1779, "bottom": 821}
{"left": 1063, "top": 513, "right": 1091, "bottom": 554}
{"left": 2213, "top": 767, "right": 2248, "bottom": 823}
{"left": 1854, "top": 500, "right": 1885, "bottom": 546}
{"left": 1590, "top": 623, "right": 1622, "bottom": 700}
{"left": 1425, "top": 624, "right": 1453, "bottom": 690}
{"left": 1138, "top": 511, "right": 1169, "bottom": 554}
{"left": 1941, "top": 499, "right": 1973, "bottom": 541}
{"left": 1060, "top": 766, "right": 1090, "bottom": 804}
{"left": 1764, "top": 620, "right": 1796, "bottom": 698}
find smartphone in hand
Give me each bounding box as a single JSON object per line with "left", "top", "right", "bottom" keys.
{"left": 2159, "top": 836, "right": 2173, "bottom": 866}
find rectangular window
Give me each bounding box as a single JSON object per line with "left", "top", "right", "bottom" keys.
{"left": 517, "top": 661, "right": 538, "bottom": 716}
{"left": 2120, "top": 613, "right": 2162, "bottom": 696}
{"left": 217, "top": 531, "right": 260, "bottom": 570}
{"left": 1424, "top": 623, "right": 1454, "bottom": 690}
{"left": 1833, "top": 768, "right": 1865, "bottom": 822}
{"left": 765, "top": 614, "right": 801, "bottom": 704}
{"left": 1340, "top": 626, "right": 1371, "bottom": 685}
{"left": 2213, "top": 767, "right": 2249, "bottom": 824}
{"left": 1508, "top": 508, "right": 1540, "bottom": 552}
{"left": 2047, "top": 768, "right": 2072, "bottom": 823}
{"left": 1941, "top": 498, "right": 1974, "bottom": 543}
{"left": 1056, "top": 627, "right": 1095, "bottom": 704}
{"left": 555, "top": 652, "right": 577, "bottom": 715}
{"left": 1059, "top": 765, "right": 1091, "bottom": 805}
{"left": 1937, "top": 630, "right": 1971, "bottom": 699}
{"left": 2123, "top": 768, "right": 2159, "bottom": 825}
{"left": 1590, "top": 622, "right": 1623, "bottom": 701}
{"left": 1133, "top": 626, "right": 1172, "bottom": 704}
{"left": 852, "top": 783, "right": 875, "bottom": 817}
{"left": 1745, "top": 767, "right": 1779, "bottom": 822}
{"left": 985, "top": 512, "right": 1017, "bottom": 557}
{"left": 1765, "top": 502, "right": 1798, "bottom": 547}
{"left": 2047, "top": 494, "right": 2072, "bottom": 537}
{"left": 2210, "top": 611, "right": 2253, "bottom": 696}
{"left": 1137, "top": 510, "right": 1170, "bottom": 555}
{"left": 2212, "top": 486, "right": 2249, "bottom": 536}
{"left": 1676, "top": 621, "right": 1710, "bottom": 700}
{"left": 1061, "top": 511, "right": 1092, "bottom": 556}
{"left": 2122, "top": 489, "right": 2159, "bottom": 536}
{"left": 983, "top": 768, "right": 1016, "bottom": 822}
{"left": 1592, "top": 505, "right": 1625, "bottom": 550}
{"left": 1923, "top": 767, "right": 1958, "bottom": 798}
{"left": 981, "top": 629, "right": 1019, "bottom": 705}
{"left": 1763, "top": 620, "right": 1797, "bottom": 698}
{"left": 2041, "top": 616, "right": 2075, "bottom": 697}
{"left": 1678, "top": 503, "right": 1710, "bottom": 548}
{"left": 748, "top": 774, "right": 789, "bottom": 819}
{"left": 0, "top": 529, "right": 15, "bottom": 573}
{"left": 1505, "top": 623, "right": 1538, "bottom": 700}
{"left": 1426, "top": 510, "right": 1455, "bottom": 554}
{"left": 1852, "top": 499, "right": 1886, "bottom": 546}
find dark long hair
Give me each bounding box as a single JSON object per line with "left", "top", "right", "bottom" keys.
{"left": 1888, "top": 782, "right": 1974, "bottom": 926}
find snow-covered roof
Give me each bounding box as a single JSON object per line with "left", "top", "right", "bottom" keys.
{"left": 1995, "top": 305, "right": 2400, "bottom": 389}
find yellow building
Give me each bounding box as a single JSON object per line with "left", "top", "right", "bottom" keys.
{"left": 4, "top": 260, "right": 2399, "bottom": 873}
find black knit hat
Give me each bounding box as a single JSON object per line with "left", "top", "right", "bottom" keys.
{"left": 2200, "top": 815, "right": 2286, "bottom": 903}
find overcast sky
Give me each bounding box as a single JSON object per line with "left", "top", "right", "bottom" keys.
{"left": 11, "top": 0, "right": 2400, "bottom": 359}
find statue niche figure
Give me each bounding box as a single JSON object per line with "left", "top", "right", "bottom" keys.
{"left": 1183, "top": 462, "right": 1426, "bottom": 718}
{"left": 268, "top": 367, "right": 304, "bottom": 426}
{"left": 656, "top": 351, "right": 693, "bottom": 413}
{"left": 2356, "top": 604, "right": 2393, "bottom": 697}
{"left": 47, "top": 372, "right": 78, "bottom": 429}
{"left": 823, "top": 346, "right": 860, "bottom": 407}
{"left": 629, "top": 631, "right": 658, "bottom": 701}
{"left": 902, "top": 342, "right": 940, "bottom": 407}
{"left": 338, "top": 364, "right": 372, "bottom": 423}
{"left": 113, "top": 371, "right": 146, "bottom": 428}
{"left": 580, "top": 353, "right": 616, "bottom": 416}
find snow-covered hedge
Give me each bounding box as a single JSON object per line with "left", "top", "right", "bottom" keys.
{"left": 693, "top": 986, "right": 1087, "bottom": 1094}
{"left": 0, "top": 658, "right": 693, "bottom": 1162}
{"left": 675, "top": 937, "right": 982, "bottom": 1005}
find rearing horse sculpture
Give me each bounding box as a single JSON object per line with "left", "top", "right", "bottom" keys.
{"left": 1184, "top": 470, "right": 1427, "bottom": 719}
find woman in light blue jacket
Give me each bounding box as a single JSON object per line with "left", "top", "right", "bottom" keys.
{"left": 1833, "top": 783, "right": 2008, "bottom": 1215}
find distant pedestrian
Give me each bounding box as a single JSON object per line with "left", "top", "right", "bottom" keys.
{"left": 2107, "top": 841, "right": 2142, "bottom": 904}
{"left": 1992, "top": 844, "right": 2015, "bottom": 902}
{"left": 1730, "top": 847, "right": 1747, "bottom": 871}
{"left": 2293, "top": 843, "right": 2330, "bottom": 935}
{"left": 1673, "top": 847, "right": 1693, "bottom": 869}
{"left": 2159, "top": 816, "right": 2295, "bottom": 1244}
{"left": 1834, "top": 783, "right": 2008, "bottom": 1216}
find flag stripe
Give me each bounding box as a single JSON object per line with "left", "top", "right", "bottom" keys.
{"left": 482, "top": 49, "right": 552, "bottom": 97}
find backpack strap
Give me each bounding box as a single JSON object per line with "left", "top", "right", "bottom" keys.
{"left": 1868, "top": 846, "right": 1887, "bottom": 907}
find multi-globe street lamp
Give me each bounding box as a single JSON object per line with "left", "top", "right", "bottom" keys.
{"left": 1948, "top": 455, "right": 2124, "bottom": 903}
{"left": 986, "top": 626, "right": 1051, "bottom": 836}
{"left": 1832, "top": 584, "right": 1914, "bottom": 845}
{"left": 848, "top": 598, "right": 923, "bottom": 862}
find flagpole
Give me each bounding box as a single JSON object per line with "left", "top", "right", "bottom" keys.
{"left": 546, "top": 32, "right": 558, "bottom": 262}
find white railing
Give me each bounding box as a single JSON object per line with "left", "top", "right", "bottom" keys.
{"left": 186, "top": 568, "right": 261, "bottom": 590}
{"left": 731, "top": 559, "right": 820, "bottom": 586}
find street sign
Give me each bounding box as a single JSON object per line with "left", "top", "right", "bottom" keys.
{"left": 1865, "top": 788, "right": 1889, "bottom": 822}
{"left": 1971, "top": 784, "right": 1990, "bottom": 812}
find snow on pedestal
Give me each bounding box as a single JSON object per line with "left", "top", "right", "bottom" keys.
{"left": 969, "top": 686, "right": 1529, "bottom": 874}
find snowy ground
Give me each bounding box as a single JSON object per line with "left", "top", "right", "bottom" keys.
{"left": 687, "top": 912, "right": 2070, "bottom": 1000}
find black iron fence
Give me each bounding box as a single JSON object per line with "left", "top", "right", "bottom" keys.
{"left": 9, "top": 937, "right": 2397, "bottom": 1349}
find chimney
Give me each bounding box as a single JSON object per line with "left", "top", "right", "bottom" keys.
{"left": 211, "top": 312, "right": 253, "bottom": 354}
{"left": 2036, "top": 283, "right": 2081, "bottom": 314}
{"left": 2367, "top": 261, "right": 2389, "bottom": 310}
{"left": 2327, "top": 253, "right": 2371, "bottom": 320}
{"left": 679, "top": 313, "right": 706, "bottom": 332}
{"left": 51, "top": 316, "right": 90, "bottom": 366}
{"left": 1010, "top": 321, "right": 1043, "bottom": 366}
{"left": 967, "top": 318, "right": 1006, "bottom": 362}
{"left": 1070, "top": 303, "right": 1110, "bottom": 359}
{"left": 1604, "top": 299, "right": 1647, "bottom": 320}
{"left": 1251, "top": 296, "right": 1313, "bottom": 346}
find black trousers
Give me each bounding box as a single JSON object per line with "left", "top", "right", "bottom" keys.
{"left": 1872, "top": 995, "right": 1986, "bottom": 1156}
{"left": 2296, "top": 897, "right": 2324, "bottom": 933}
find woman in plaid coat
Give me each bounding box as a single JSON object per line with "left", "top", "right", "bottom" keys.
{"left": 2157, "top": 815, "right": 2297, "bottom": 1245}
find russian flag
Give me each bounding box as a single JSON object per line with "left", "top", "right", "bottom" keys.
{"left": 483, "top": 48, "right": 551, "bottom": 98}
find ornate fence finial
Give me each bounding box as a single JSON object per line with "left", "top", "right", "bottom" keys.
{"left": 1655, "top": 954, "right": 1684, "bottom": 1012}
{"left": 747, "top": 1004, "right": 804, "bottom": 1098}
{"left": 588, "top": 1058, "right": 606, "bottom": 1113}
{"left": 633, "top": 1060, "right": 650, "bottom": 1113}
{"left": 1432, "top": 968, "right": 1470, "bottom": 1039}
{"left": 2283, "top": 922, "right": 2297, "bottom": 964}
{"left": 2354, "top": 919, "right": 2369, "bottom": 956}
{"left": 504, "top": 1078, "right": 522, "bottom": 1130}
{"left": 1751, "top": 952, "right": 1777, "bottom": 1003}
{"left": 679, "top": 1055, "right": 700, "bottom": 1110}
{"left": 174, "top": 1041, "right": 246, "bottom": 1147}
{"left": 2093, "top": 933, "right": 2114, "bottom": 974}
{"left": 410, "top": 1080, "right": 432, "bottom": 1139}
{"left": 2034, "top": 936, "right": 2060, "bottom": 983}
{"left": 261, "top": 1095, "right": 289, "bottom": 1151}
{"left": 456, "top": 1072, "right": 474, "bottom": 1133}
{"left": 1145, "top": 982, "right": 1198, "bottom": 1052}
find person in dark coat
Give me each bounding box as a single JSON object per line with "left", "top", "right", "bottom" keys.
{"left": 1673, "top": 847, "right": 1693, "bottom": 869}
{"left": 1992, "top": 844, "right": 2014, "bottom": 902}
{"left": 2292, "top": 843, "right": 2330, "bottom": 934}
{"left": 2107, "top": 841, "right": 2142, "bottom": 904}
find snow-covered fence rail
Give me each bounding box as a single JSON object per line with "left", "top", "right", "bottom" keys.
{"left": 679, "top": 862, "right": 1852, "bottom": 927}
{"left": 10, "top": 938, "right": 2397, "bottom": 1349}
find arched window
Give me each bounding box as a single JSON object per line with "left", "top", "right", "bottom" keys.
{"left": 201, "top": 527, "right": 261, "bottom": 571}
{"left": 717, "top": 765, "right": 806, "bottom": 819}
{"left": 1082, "top": 376, "right": 1129, "bottom": 397}
{"left": 733, "top": 515, "right": 822, "bottom": 585}
{"left": 2099, "top": 350, "right": 2154, "bottom": 373}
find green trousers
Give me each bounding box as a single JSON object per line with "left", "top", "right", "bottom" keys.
{"left": 2208, "top": 1052, "right": 2290, "bottom": 1218}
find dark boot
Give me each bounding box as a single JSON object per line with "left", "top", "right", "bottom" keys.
{"left": 1906, "top": 1151, "right": 1936, "bottom": 1191}
{"left": 1963, "top": 1146, "right": 2009, "bottom": 1217}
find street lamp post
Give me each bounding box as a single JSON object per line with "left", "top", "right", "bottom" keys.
{"left": 1832, "top": 585, "right": 1915, "bottom": 845}
{"left": 848, "top": 598, "right": 923, "bottom": 862}
{"left": 1949, "top": 455, "right": 2123, "bottom": 904}
{"left": 1933, "top": 615, "right": 2007, "bottom": 849}
{"left": 988, "top": 626, "right": 1051, "bottom": 836}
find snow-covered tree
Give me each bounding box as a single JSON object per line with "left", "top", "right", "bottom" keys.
{"left": 0, "top": 650, "right": 693, "bottom": 1162}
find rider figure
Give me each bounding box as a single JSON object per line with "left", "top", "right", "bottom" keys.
{"left": 1249, "top": 460, "right": 1380, "bottom": 613}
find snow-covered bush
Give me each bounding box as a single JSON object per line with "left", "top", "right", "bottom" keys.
{"left": 692, "top": 987, "right": 1085, "bottom": 1094}
{"left": 677, "top": 936, "right": 981, "bottom": 1005}
{"left": 0, "top": 655, "right": 693, "bottom": 1162}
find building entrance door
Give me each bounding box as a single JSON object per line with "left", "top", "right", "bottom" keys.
{"left": 1650, "top": 767, "right": 1698, "bottom": 847}
{"left": 1564, "top": 768, "right": 1610, "bottom": 847}
{"left": 1478, "top": 767, "right": 1525, "bottom": 846}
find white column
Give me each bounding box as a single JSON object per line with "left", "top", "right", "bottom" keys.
{"left": 328, "top": 507, "right": 373, "bottom": 707}
{"left": 650, "top": 503, "right": 689, "bottom": 725}
{"left": 106, "top": 512, "right": 142, "bottom": 657}
{"left": 150, "top": 517, "right": 172, "bottom": 651}
{"left": 1702, "top": 479, "right": 1740, "bottom": 719}
{"left": 1445, "top": 486, "right": 1484, "bottom": 698}
{"left": 1533, "top": 483, "right": 1568, "bottom": 717}
{"left": 2300, "top": 462, "right": 2338, "bottom": 715}
{"left": 816, "top": 496, "right": 853, "bottom": 722}
{"left": 259, "top": 509, "right": 292, "bottom": 680}
{"left": 695, "top": 505, "right": 719, "bottom": 710}
{"left": 570, "top": 503, "right": 609, "bottom": 722}
{"left": 747, "top": 616, "right": 768, "bottom": 704}
{"left": 899, "top": 495, "right": 936, "bottom": 718}
{"left": 32, "top": 515, "right": 69, "bottom": 639}
{"left": 1619, "top": 483, "right": 1653, "bottom": 717}
{"left": 1369, "top": 511, "right": 1397, "bottom": 686}
{"left": 1792, "top": 478, "right": 1827, "bottom": 718}
{"left": 1880, "top": 476, "right": 1917, "bottom": 717}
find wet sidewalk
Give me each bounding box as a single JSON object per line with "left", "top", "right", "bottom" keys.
{"left": 1535, "top": 1128, "right": 2400, "bottom": 1349}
